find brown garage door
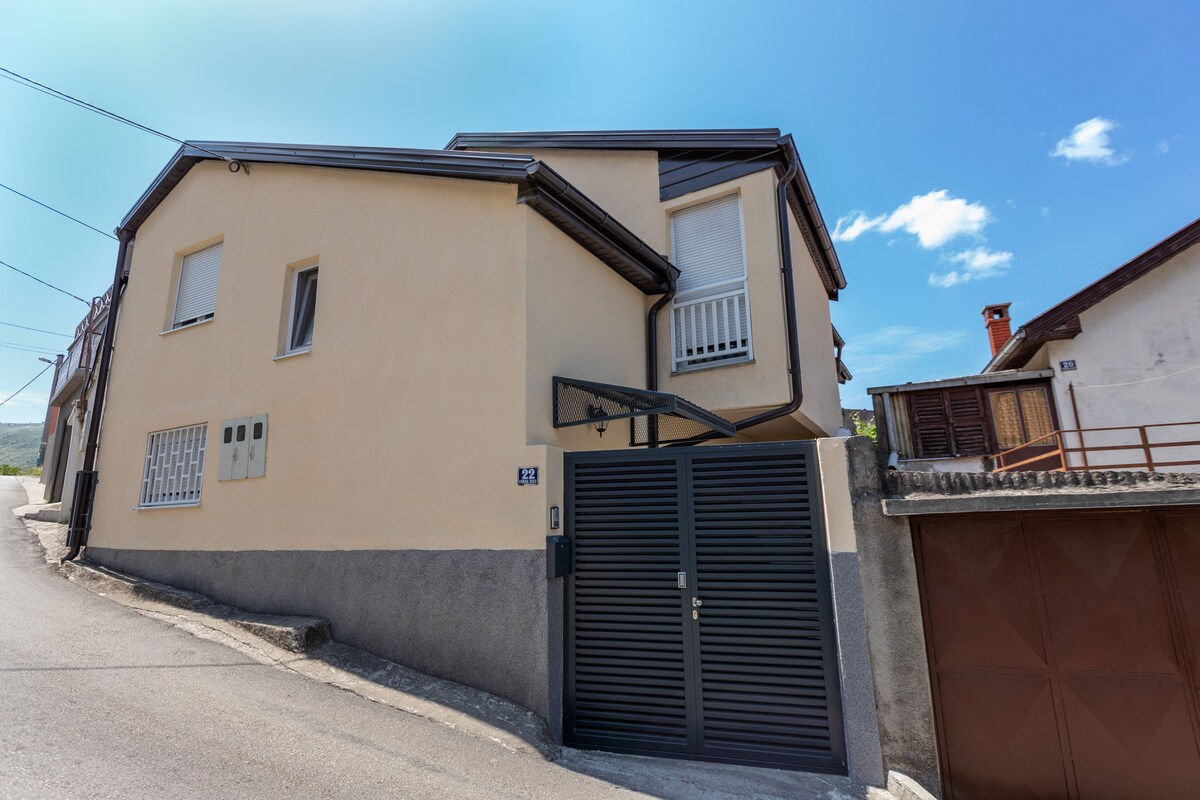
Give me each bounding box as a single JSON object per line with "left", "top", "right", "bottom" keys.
{"left": 915, "top": 508, "right": 1200, "bottom": 800}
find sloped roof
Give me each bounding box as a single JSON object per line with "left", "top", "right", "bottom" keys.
{"left": 445, "top": 129, "right": 847, "bottom": 297}
{"left": 986, "top": 217, "right": 1200, "bottom": 372}
{"left": 118, "top": 141, "right": 677, "bottom": 294}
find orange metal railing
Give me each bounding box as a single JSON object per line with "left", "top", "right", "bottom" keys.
{"left": 991, "top": 421, "right": 1200, "bottom": 473}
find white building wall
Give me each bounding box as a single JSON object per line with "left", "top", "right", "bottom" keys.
{"left": 1041, "top": 243, "right": 1200, "bottom": 471}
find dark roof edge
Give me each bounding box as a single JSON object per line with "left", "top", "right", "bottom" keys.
{"left": 867, "top": 368, "right": 1055, "bottom": 396}
{"left": 987, "top": 216, "right": 1200, "bottom": 372}
{"left": 117, "top": 141, "right": 674, "bottom": 294}
{"left": 445, "top": 129, "right": 785, "bottom": 151}
{"left": 446, "top": 129, "right": 846, "bottom": 296}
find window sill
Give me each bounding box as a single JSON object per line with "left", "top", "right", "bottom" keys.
{"left": 135, "top": 501, "right": 201, "bottom": 510}
{"left": 671, "top": 356, "right": 754, "bottom": 376}
{"left": 160, "top": 318, "right": 214, "bottom": 336}
{"left": 273, "top": 348, "right": 312, "bottom": 362}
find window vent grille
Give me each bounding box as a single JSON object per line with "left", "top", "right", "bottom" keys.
{"left": 139, "top": 424, "right": 208, "bottom": 507}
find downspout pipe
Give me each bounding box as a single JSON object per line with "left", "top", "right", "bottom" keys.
{"left": 666, "top": 159, "right": 804, "bottom": 446}
{"left": 62, "top": 229, "right": 132, "bottom": 562}
{"left": 645, "top": 272, "right": 678, "bottom": 448}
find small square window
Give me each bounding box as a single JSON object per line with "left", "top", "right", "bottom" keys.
{"left": 287, "top": 266, "right": 318, "bottom": 353}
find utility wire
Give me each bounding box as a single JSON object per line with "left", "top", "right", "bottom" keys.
{"left": 0, "top": 257, "right": 89, "bottom": 305}
{"left": 0, "top": 320, "right": 72, "bottom": 338}
{"left": 0, "top": 67, "right": 236, "bottom": 164}
{"left": 0, "top": 181, "right": 116, "bottom": 240}
{"left": 0, "top": 362, "right": 53, "bottom": 408}
{"left": 0, "top": 341, "right": 59, "bottom": 355}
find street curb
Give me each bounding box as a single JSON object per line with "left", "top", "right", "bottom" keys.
{"left": 57, "top": 558, "right": 331, "bottom": 653}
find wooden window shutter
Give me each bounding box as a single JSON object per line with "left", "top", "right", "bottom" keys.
{"left": 908, "top": 387, "right": 993, "bottom": 458}
{"left": 946, "top": 387, "right": 991, "bottom": 456}
{"left": 908, "top": 391, "right": 951, "bottom": 458}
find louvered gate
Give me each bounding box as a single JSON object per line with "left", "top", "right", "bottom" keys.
{"left": 563, "top": 442, "right": 846, "bottom": 773}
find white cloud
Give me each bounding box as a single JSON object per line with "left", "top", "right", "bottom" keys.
{"left": 929, "top": 248, "right": 1013, "bottom": 288}
{"left": 831, "top": 212, "right": 882, "bottom": 243}
{"left": 1156, "top": 135, "right": 1180, "bottom": 155}
{"left": 1052, "top": 117, "right": 1128, "bottom": 165}
{"left": 831, "top": 190, "right": 990, "bottom": 249}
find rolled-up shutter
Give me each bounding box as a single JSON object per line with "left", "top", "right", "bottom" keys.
{"left": 670, "top": 194, "right": 746, "bottom": 294}
{"left": 173, "top": 242, "right": 223, "bottom": 327}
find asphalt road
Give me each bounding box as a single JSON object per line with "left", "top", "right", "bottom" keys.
{"left": 0, "top": 477, "right": 643, "bottom": 800}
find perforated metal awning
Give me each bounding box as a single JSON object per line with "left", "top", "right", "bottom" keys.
{"left": 553, "top": 376, "right": 736, "bottom": 447}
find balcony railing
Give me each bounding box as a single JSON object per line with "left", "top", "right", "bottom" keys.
{"left": 671, "top": 281, "right": 752, "bottom": 371}
{"left": 992, "top": 421, "right": 1200, "bottom": 473}
{"left": 49, "top": 329, "right": 101, "bottom": 401}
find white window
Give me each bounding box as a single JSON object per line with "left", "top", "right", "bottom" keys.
{"left": 669, "top": 194, "right": 752, "bottom": 371}
{"left": 172, "top": 242, "right": 223, "bottom": 329}
{"left": 139, "top": 424, "right": 208, "bottom": 507}
{"left": 286, "top": 266, "right": 318, "bottom": 353}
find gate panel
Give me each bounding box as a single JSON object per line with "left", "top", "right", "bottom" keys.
{"left": 689, "top": 446, "right": 845, "bottom": 771}
{"left": 917, "top": 509, "right": 1200, "bottom": 800}
{"left": 564, "top": 442, "right": 845, "bottom": 773}
{"left": 564, "top": 454, "right": 692, "bottom": 755}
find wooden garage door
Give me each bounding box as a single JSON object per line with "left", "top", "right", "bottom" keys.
{"left": 915, "top": 509, "right": 1200, "bottom": 799}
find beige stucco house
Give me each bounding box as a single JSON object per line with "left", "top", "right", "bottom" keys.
{"left": 871, "top": 216, "right": 1200, "bottom": 473}
{"left": 70, "top": 130, "right": 878, "bottom": 774}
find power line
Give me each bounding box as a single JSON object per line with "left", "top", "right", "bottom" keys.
{"left": 0, "top": 341, "right": 60, "bottom": 355}
{"left": 0, "top": 320, "right": 72, "bottom": 338}
{"left": 0, "top": 362, "right": 53, "bottom": 408}
{"left": 0, "top": 181, "right": 116, "bottom": 240}
{"left": 0, "top": 67, "right": 235, "bottom": 164}
{"left": 0, "top": 257, "right": 89, "bottom": 305}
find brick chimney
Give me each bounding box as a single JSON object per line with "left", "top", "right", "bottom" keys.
{"left": 982, "top": 303, "right": 1013, "bottom": 357}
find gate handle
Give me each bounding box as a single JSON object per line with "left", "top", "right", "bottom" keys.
{"left": 692, "top": 597, "right": 703, "bottom": 608}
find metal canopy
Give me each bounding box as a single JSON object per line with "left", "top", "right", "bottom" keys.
{"left": 553, "top": 376, "right": 736, "bottom": 447}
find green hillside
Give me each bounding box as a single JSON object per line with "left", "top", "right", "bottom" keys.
{"left": 0, "top": 423, "right": 43, "bottom": 470}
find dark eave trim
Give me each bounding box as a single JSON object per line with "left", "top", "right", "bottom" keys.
{"left": 117, "top": 141, "right": 674, "bottom": 294}
{"left": 447, "top": 129, "right": 847, "bottom": 298}
{"left": 987, "top": 217, "right": 1200, "bottom": 372}
{"left": 867, "top": 368, "right": 1056, "bottom": 396}
{"left": 445, "top": 129, "right": 785, "bottom": 151}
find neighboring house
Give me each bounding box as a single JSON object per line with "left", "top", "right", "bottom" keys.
{"left": 871, "top": 217, "right": 1200, "bottom": 473}
{"left": 38, "top": 290, "right": 110, "bottom": 518}
{"left": 77, "top": 130, "right": 868, "bottom": 774}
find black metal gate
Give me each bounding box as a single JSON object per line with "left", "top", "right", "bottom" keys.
{"left": 563, "top": 441, "right": 846, "bottom": 773}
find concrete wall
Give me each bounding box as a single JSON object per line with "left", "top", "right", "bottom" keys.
{"left": 87, "top": 546, "right": 560, "bottom": 720}
{"left": 841, "top": 437, "right": 943, "bottom": 795}
{"left": 1040, "top": 243, "right": 1200, "bottom": 471}
{"left": 816, "top": 437, "right": 886, "bottom": 787}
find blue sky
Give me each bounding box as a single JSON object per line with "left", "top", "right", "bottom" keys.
{"left": 1, "top": 0, "right": 1197, "bottom": 422}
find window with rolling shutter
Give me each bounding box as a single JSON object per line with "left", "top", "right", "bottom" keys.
{"left": 172, "top": 242, "right": 223, "bottom": 329}
{"left": 670, "top": 194, "right": 752, "bottom": 371}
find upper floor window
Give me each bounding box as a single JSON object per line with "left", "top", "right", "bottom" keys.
{"left": 286, "top": 266, "right": 318, "bottom": 354}
{"left": 172, "top": 242, "right": 223, "bottom": 329}
{"left": 669, "top": 194, "right": 751, "bottom": 371}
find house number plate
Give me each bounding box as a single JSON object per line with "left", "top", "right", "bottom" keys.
{"left": 517, "top": 467, "right": 539, "bottom": 486}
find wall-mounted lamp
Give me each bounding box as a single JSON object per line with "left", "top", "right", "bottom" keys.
{"left": 586, "top": 404, "right": 609, "bottom": 438}
{"left": 37, "top": 357, "right": 55, "bottom": 365}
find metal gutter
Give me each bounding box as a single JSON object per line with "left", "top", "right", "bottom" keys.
{"left": 119, "top": 141, "right": 675, "bottom": 295}
{"left": 446, "top": 128, "right": 847, "bottom": 298}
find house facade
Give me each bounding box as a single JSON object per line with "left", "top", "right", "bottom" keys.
{"left": 871, "top": 217, "right": 1200, "bottom": 473}
{"left": 78, "top": 130, "right": 876, "bottom": 776}
{"left": 38, "top": 290, "right": 110, "bottom": 519}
